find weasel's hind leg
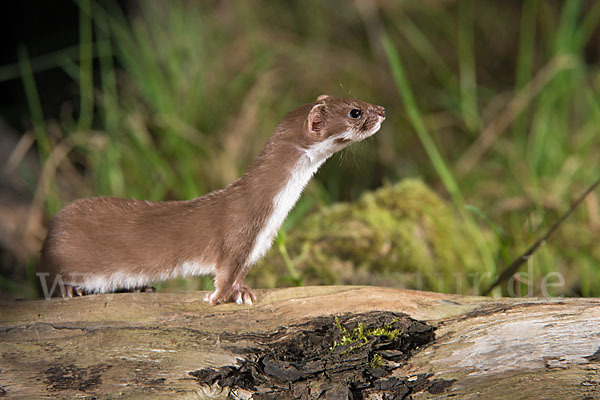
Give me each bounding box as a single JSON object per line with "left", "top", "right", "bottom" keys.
{"left": 64, "top": 284, "right": 84, "bottom": 298}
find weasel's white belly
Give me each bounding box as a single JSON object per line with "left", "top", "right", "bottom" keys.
{"left": 74, "top": 261, "right": 215, "bottom": 292}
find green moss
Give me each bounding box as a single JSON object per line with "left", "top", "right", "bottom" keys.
{"left": 330, "top": 317, "right": 403, "bottom": 354}
{"left": 370, "top": 353, "right": 384, "bottom": 369}
{"left": 330, "top": 317, "right": 365, "bottom": 352}
{"left": 251, "top": 179, "right": 496, "bottom": 294}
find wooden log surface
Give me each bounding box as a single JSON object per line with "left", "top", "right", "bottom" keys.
{"left": 1, "top": 286, "right": 599, "bottom": 399}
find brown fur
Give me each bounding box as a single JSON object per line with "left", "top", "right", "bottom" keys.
{"left": 39, "top": 95, "right": 386, "bottom": 304}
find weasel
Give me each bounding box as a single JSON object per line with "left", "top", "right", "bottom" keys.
{"left": 39, "top": 94, "right": 386, "bottom": 304}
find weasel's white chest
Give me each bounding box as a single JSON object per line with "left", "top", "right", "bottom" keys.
{"left": 246, "top": 155, "right": 325, "bottom": 266}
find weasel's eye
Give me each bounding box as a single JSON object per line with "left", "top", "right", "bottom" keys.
{"left": 349, "top": 109, "right": 362, "bottom": 119}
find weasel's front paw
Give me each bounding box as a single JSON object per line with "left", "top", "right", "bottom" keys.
{"left": 233, "top": 286, "right": 256, "bottom": 305}
{"left": 203, "top": 286, "right": 256, "bottom": 305}
{"left": 204, "top": 291, "right": 222, "bottom": 305}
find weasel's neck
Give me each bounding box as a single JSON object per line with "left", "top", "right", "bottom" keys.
{"left": 242, "top": 138, "right": 330, "bottom": 266}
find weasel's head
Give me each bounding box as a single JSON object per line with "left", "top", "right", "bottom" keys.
{"left": 302, "top": 94, "right": 386, "bottom": 154}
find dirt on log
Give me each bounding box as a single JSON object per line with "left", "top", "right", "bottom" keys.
{"left": 1, "top": 286, "right": 599, "bottom": 399}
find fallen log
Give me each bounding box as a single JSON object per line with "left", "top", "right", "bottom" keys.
{"left": 1, "top": 286, "right": 599, "bottom": 399}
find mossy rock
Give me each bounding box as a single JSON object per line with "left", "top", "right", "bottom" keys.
{"left": 249, "top": 179, "right": 495, "bottom": 294}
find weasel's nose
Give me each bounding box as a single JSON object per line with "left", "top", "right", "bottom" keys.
{"left": 375, "top": 106, "right": 386, "bottom": 118}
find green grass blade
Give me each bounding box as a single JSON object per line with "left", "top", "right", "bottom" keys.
{"left": 458, "top": 0, "right": 481, "bottom": 132}
{"left": 574, "top": 1, "right": 600, "bottom": 51}
{"left": 512, "top": 0, "right": 539, "bottom": 144}
{"left": 381, "top": 34, "right": 496, "bottom": 285}
{"left": 0, "top": 45, "right": 80, "bottom": 83}
{"left": 394, "top": 13, "right": 458, "bottom": 91}
{"left": 77, "top": 0, "right": 94, "bottom": 131}
{"left": 516, "top": 0, "right": 539, "bottom": 90}
{"left": 18, "top": 46, "right": 61, "bottom": 214}
{"left": 381, "top": 35, "right": 460, "bottom": 202}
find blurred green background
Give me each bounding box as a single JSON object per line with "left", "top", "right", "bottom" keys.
{"left": 1, "top": 0, "right": 599, "bottom": 299}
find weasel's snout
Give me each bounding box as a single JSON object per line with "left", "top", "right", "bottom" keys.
{"left": 375, "top": 106, "right": 386, "bottom": 118}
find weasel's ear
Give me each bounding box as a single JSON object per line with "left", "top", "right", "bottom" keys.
{"left": 307, "top": 104, "right": 325, "bottom": 137}
{"left": 316, "top": 94, "right": 330, "bottom": 102}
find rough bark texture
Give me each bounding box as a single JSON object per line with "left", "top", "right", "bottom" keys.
{"left": 1, "top": 286, "right": 599, "bottom": 399}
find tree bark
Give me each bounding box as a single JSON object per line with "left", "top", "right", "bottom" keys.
{"left": 1, "top": 286, "right": 599, "bottom": 399}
